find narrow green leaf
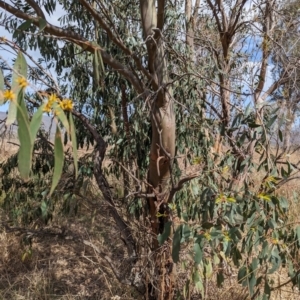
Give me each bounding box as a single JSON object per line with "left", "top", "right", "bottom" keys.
{"left": 278, "top": 129, "right": 283, "bottom": 142}
{"left": 204, "top": 259, "right": 213, "bottom": 278}
{"left": 267, "top": 115, "right": 277, "bottom": 129}
{"left": 50, "top": 127, "right": 64, "bottom": 195}
{"left": 93, "top": 50, "right": 100, "bottom": 91}
{"left": 38, "top": 18, "right": 47, "bottom": 31}
{"left": 238, "top": 265, "right": 247, "bottom": 283}
{"left": 194, "top": 243, "right": 202, "bottom": 264}
{"left": 13, "top": 20, "right": 32, "bottom": 38}
{"left": 96, "top": 47, "right": 105, "bottom": 76}
{"left": 69, "top": 114, "right": 78, "bottom": 178}
{"left": 251, "top": 257, "right": 259, "bottom": 274}
{"left": 172, "top": 225, "right": 182, "bottom": 263}
{"left": 6, "top": 100, "right": 17, "bottom": 125}
{"left": 7, "top": 51, "right": 27, "bottom": 125}
{"left": 30, "top": 103, "right": 45, "bottom": 140}
{"left": 158, "top": 221, "right": 172, "bottom": 245}
{"left": 52, "top": 103, "right": 69, "bottom": 132}
{"left": 16, "top": 92, "right": 32, "bottom": 180}
{"left": 12, "top": 51, "right": 27, "bottom": 89}
{"left": 249, "top": 273, "right": 257, "bottom": 296}
{"left": 40, "top": 200, "right": 48, "bottom": 218}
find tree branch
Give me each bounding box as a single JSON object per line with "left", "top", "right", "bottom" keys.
{"left": 261, "top": 72, "right": 289, "bottom": 101}
{"left": 0, "top": 1, "right": 144, "bottom": 94}
{"left": 79, "top": 0, "right": 152, "bottom": 83}
{"left": 78, "top": 0, "right": 130, "bottom": 55}
{"left": 206, "top": 0, "right": 223, "bottom": 34}
{"left": 229, "top": 0, "right": 248, "bottom": 35}
{"left": 254, "top": 0, "right": 274, "bottom": 101}
{"left": 25, "top": 0, "right": 45, "bottom": 19}
{"left": 139, "top": 0, "right": 159, "bottom": 89}
{"left": 157, "top": 0, "right": 165, "bottom": 30}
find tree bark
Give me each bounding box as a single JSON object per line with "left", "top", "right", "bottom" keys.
{"left": 140, "top": 1, "right": 176, "bottom": 298}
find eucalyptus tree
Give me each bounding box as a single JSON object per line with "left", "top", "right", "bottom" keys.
{"left": 271, "top": 0, "right": 300, "bottom": 153}
{"left": 1, "top": 0, "right": 300, "bottom": 299}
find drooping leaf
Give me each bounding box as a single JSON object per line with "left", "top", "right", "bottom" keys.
{"left": 50, "top": 126, "right": 64, "bottom": 195}
{"left": 6, "top": 98, "right": 17, "bottom": 125}
{"left": 16, "top": 91, "right": 32, "bottom": 180}
{"left": 53, "top": 103, "right": 69, "bottom": 132}
{"left": 194, "top": 243, "right": 202, "bottom": 264}
{"left": 249, "top": 273, "right": 257, "bottom": 296}
{"left": 12, "top": 51, "right": 27, "bottom": 90}
{"left": 13, "top": 20, "right": 32, "bottom": 38}
{"left": 172, "top": 225, "right": 182, "bottom": 263}
{"left": 30, "top": 103, "right": 45, "bottom": 140}
{"left": 7, "top": 51, "right": 27, "bottom": 125}
{"left": 278, "top": 129, "right": 283, "bottom": 142}
{"left": 266, "top": 115, "right": 277, "bottom": 129}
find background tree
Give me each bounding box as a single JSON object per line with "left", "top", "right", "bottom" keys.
{"left": 271, "top": 0, "right": 300, "bottom": 153}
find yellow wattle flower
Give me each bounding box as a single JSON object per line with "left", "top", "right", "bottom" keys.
{"left": 3, "top": 90, "right": 15, "bottom": 101}
{"left": 43, "top": 102, "right": 52, "bottom": 113}
{"left": 59, "top": 99, "right": 73, "bottom": 111}
{"left": 43, "top": 94, "right": 59, "bottom": 113}
{"left": 48, "top": 93, "right": 59, "bottom": 104}
{"left": 203, "top": 232, "right": 211, "bottom": 241}
{"left": 16, "top": 76, "right": 28, "bottom": 88}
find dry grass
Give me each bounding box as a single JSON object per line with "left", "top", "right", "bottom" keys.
{"left": 0, "top": 204, "right": 143, "bottom": 300}
{"left": 1, "top": 133, "right": 300, "bottom": 299}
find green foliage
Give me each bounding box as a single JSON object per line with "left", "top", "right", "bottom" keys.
{"left": 170, "top": 107, "right": 300, "bottom": 297}
{"left": 0, "top": 130, "right": 93, "bottom": 225}
{"left": 16, "top": 90, "right": 33, "bottom": 180}
{"left": 50, "top": 127, "right": 64, "bottom": 195}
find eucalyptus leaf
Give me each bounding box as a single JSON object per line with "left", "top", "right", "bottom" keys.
{"left": 50, "top": 126, "right": 64, "bottom": 195}
{"left": 16, "top": 91, "right": 32, "bottom": 180}
{"left": 172, "top": 225, "right": 181, "bottom": 263}
{"left": 69, "top": 114, "right": 78, "bottom": 178}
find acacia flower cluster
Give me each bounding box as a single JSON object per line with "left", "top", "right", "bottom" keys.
{"left": 43, "top": 93, "right": 73, "bottom": 113}
{"left": 16, "top": 76, "right": 28, "bottom": 88}
{"left": 3, "top": 90, "right": 15, "bottom": 102}
{"left": 2, "top": 76, "right": 28, "bottom": 102}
